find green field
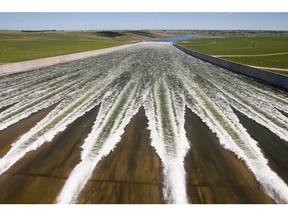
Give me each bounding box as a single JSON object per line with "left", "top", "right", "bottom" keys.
{"left": 2, "top": 30, "right": 288, "bottom": 76}
{"left": 179, "top": 36, "right": 288, "bottom": 75}
{"left": 223, "top": 54, "right": 288, "bottom": 69}
{"left": 0, "top": 30, "right": 172, "bottom": 64}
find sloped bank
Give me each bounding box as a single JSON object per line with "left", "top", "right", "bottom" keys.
{"left": 173, "top": 43, "right": 288, "bottom": 91}
{"left": 0, "top": 44, "right": 136, "bottom": 76}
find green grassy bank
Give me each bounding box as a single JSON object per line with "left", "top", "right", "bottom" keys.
{"left": 179, "top": 36, "right": 288, "bottom": 75}
{"left": 0, "top": 30, "right": 172, "bottom": 64}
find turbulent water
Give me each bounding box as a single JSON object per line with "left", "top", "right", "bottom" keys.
{"left": 0, "top": 42, "right": 288, "bottom": 204}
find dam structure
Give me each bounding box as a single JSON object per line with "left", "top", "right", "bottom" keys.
{"left": 0, "top": 42, "right": 287, "bottom": 204}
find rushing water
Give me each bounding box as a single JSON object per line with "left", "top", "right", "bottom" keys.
{"left": 0, "top": 42, "right": 287, "bottom": 203}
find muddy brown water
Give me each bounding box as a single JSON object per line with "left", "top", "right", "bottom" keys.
{"left": 184, "top": 108, "right": 274, "bottom": 204}
{"left": 0, "top": 106, "right": 163, "bottom": 204}
{"left": 234, "top": 109, "right": 288, "bottom": 185}
{"left": 0, "top": 105, "right": 280, "bottom": 204}
{"left": 279, "top": 110, "right": 288, "bottom": 118}
{"left": 77, "top": 107, "right": 163, "bottom": 204}
{"left": 0, "top": 103, "right": 17, "bottom": 113}
{"left": 0, "top": 104, "right": 58, "bottom": 158}
{"left": 0, "top": 105, "right": 100, "bottom": 204}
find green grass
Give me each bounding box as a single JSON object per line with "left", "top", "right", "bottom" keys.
{"left": 179, "top": 36, "right": 288, "bottom": 55}
{"left": 223, "top": 54, "right": 288, "bottom": 69}
{"left": 0, "top": 30, "right": 170, "bottom": 64}
{"left": 179, "top": 36, "right": 288, "bottom": 75}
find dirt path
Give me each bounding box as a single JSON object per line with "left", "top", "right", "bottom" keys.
{"left": 248, "top": 65, "right": 288, "bottom": 72}
{"left": 211, "top": 52, "right": 288, "bottom": 73}
{"left": 213, "top": 52, "right": 288, "bottom": 58}
{"left": 204, "top": 41, "right": 216, "bottom": 46}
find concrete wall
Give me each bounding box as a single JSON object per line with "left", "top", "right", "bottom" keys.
{"left": 0, "top": 44, "right": 135, "bottom": 76}
{"left": 173, "top": 43, "right": 288, "bottom": 91}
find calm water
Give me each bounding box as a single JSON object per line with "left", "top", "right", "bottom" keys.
{"left": 151, "top": 34, "right": 201, "bottom": 43}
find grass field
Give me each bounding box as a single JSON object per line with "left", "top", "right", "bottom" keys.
{"left": 223, "top": 54, "right": 288, "bottom": 69}
{"left": 179, "top": 36, "right": 288, "bottom": 75}
{"left": 1, "top": 30, "right": 288, "bottom": 76}
{"left": 0, "top": 30, "right": 172, "bottom": 64}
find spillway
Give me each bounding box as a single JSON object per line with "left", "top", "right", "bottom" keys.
{"left": 0, "top": 42, "right": 287, "bottom": 204}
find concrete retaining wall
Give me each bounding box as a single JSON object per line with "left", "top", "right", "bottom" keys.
{"left": 0, "top": 44, "right": 136, "bottom": 76}
{"left": 173, "top": 43, "right": 288, "bottom": 91}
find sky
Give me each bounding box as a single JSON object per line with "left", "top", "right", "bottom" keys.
{"left": 0, "top": 12, "right": 288, "bottom": 31}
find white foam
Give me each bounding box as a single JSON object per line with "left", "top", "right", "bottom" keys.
{"left": 0, "top": 44, "right": 140, "bottom": 176}
{"left": 0, "top": 46, "right": 136, "bottom": 131}
{"left": 203, "top": 74, "right": 288, "bottom": 141}
{"left": 0, "top": 69, "right": 80, "bottom": 109}
{"left": 0, "top": 95, "right": 102, "bottom": 175}
{"left": 162, "top": 161, "right": 188, "bottom": 204}
{"left": 55, "top": 159, "right": 95, "bottom": 204}
{"left": 143, "top": 76, "right": 190, "bottom": 204}
{"left": 179, "top": 69, "right": 288, "bottom": 203}
{"left": 183, "top": 58, "right": 288, "bottom": 141}
{"left": 57, "top": 73, "right": 149, "bottom": 203}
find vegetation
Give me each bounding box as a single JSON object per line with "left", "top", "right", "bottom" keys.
{"left": 179, "top": 36, "right": 288, "bottom": 55}
{"left": 179, "top": 35, "right": 288, "bottom": 75}
{"left": 0, "top": 30, "right": 174, "bottom": 64}
{"left": 1, "top": 29, "right": 288, "bottom": 76}
{"left": 224, "top": 54, "right": 288, "bottom": 69}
